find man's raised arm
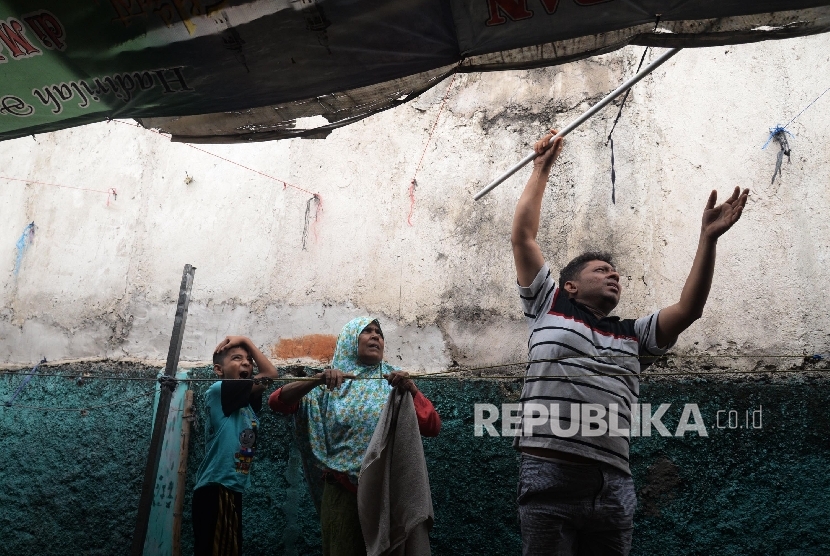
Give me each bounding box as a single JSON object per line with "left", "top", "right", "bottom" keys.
{"left": 511, "top": 130, "right": 565, "bottom": 286}
{"left": 656, "top": 187, "right": 750, "bottom": 347}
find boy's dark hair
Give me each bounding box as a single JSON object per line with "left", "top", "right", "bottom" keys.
{"left": 213, "top": 344, "right": 253, "bottom": 366}
{"left": 558, "top": 251, "right": 615, "bottom": 289}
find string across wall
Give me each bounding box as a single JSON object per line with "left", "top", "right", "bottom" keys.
{"left": 109, "top": 119, "right": 320, "bottom": 198}
{"left": 0, "top": 175, "right": 117, "bottom": 205}
{"left": 1, "top": 352, "right": 827, "bottom": 383}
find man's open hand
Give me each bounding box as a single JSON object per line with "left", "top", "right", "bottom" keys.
{"left": 701, "top": 187, "right": 749, "bottom": 240}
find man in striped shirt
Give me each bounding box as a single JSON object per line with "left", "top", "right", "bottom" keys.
{"left": 511, "top": 130, "right": 749, "bottom": 555}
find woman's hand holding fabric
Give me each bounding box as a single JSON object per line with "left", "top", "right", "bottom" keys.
{"left": 385, "top": 371, "right": 418, "bottom": 395}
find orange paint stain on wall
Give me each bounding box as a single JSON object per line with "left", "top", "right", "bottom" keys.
{"left": 272, "top": 334, "right": 337, "bottom": 362}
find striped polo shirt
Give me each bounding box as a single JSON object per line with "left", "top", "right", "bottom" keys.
{"left": 514, "top": 263, "right": 672, "bottom": 474}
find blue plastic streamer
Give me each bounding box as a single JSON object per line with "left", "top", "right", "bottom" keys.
{"left": 761, "top": 125, "right": 794, "bottom": 150}
{"left": 5, "top": 358, "right": 47, "bottom": 407}
{"left": 13, "top": 222, "right": 35, "bottom": 276}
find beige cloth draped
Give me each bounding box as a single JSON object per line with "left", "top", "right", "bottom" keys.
{"left": 358, "top": 389, "right": 434, "bottom": 556}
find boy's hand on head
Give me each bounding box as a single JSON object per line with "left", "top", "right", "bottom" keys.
{"left": 314, "top": 368, "right": 355, "bottom": 390}
{"left": 214, "top": 335, "right": 251, "bottom": 354}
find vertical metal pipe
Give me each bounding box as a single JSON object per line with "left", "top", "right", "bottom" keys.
{"left": 131, "top": 264, "right": 196, "bottom": 556}
{"left": 473, "top": 48, "right": 681, "bottom": 200}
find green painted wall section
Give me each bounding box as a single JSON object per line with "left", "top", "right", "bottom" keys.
{"left": 1, "top": 363, "right": 829, "bottom": 555}
{"left": 0, "top": 362, "right": 156, "bottom": 555}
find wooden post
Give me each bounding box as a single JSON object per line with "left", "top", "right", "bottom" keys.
{"left": 131, "top": 264, "right": 196, "bottom": 556}
{"left": 172, "top": 389, "right": 194, "bottom": 556}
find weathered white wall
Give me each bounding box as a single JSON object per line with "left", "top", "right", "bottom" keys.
{"left": 2, "top": 35, "right": 829, "bottom": 370}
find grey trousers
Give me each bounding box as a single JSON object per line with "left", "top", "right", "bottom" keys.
{"left": 517, "top": 455, "right": 636, "bottom": 556}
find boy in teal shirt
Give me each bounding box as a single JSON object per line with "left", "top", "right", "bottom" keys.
{"left": 191, "top": 336, "right": 278, "bottom": 556}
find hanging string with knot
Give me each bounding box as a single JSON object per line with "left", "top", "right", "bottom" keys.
{"left": 605, "top": 46, "right": 651, "bottom": 204}
{"left": 302, "top": 194, "right": 322, "bottom": 250}
{"left": 407, "top": 70, "right": 458, "bottom": 226}
{"left": 604, "top": 17, "right": 661, "bottom": 204}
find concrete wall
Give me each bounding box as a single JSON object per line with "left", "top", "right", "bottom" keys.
{"left": 2, "top": 35, "right": 829, "bottom": 370}
{"left": 2, "top": 363, "right": 829, "bottom": 555}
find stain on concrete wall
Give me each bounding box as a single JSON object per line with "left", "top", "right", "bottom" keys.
{"left": 273, "top": 334, "right": 337, "bottom": 362}
{"left": 2, "top": 363, "right": 829, "bottom": 555}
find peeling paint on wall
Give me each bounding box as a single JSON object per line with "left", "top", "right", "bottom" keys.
{"left": 273, "top": 334, "right": 337, "bottom": 362}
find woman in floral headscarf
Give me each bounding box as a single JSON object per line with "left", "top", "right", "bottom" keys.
{"left": 268, "top": 317, "right": 441, "bottom": 556}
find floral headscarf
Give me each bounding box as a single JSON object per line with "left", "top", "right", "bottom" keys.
{"left": 292, "top": 317, "right": 399, "bottom": 509}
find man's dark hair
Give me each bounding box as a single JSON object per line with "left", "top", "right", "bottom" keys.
{"left": 558, "top": 251, "right": 615, "bottom": 289}
{"left": 212, "top": 344, "right": 252, "bottom": 366}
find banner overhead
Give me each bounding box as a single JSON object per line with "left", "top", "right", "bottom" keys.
{"left": 0, "top": 1, "right": 828, "bottom": 143}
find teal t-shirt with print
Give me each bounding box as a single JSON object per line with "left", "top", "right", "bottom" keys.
{"left": 194, "top": 381, "right": 260, "bottom": 493}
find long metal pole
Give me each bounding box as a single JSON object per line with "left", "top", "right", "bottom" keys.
{"left": 131, "top": 264, "right": 196, "bottom": 556}
{"left": 473, "top": 47, "right": 681, "bottom": 201}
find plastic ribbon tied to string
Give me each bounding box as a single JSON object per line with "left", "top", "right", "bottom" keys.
{"left": 762, "top": 125, "right": 793, "bottom": 184}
